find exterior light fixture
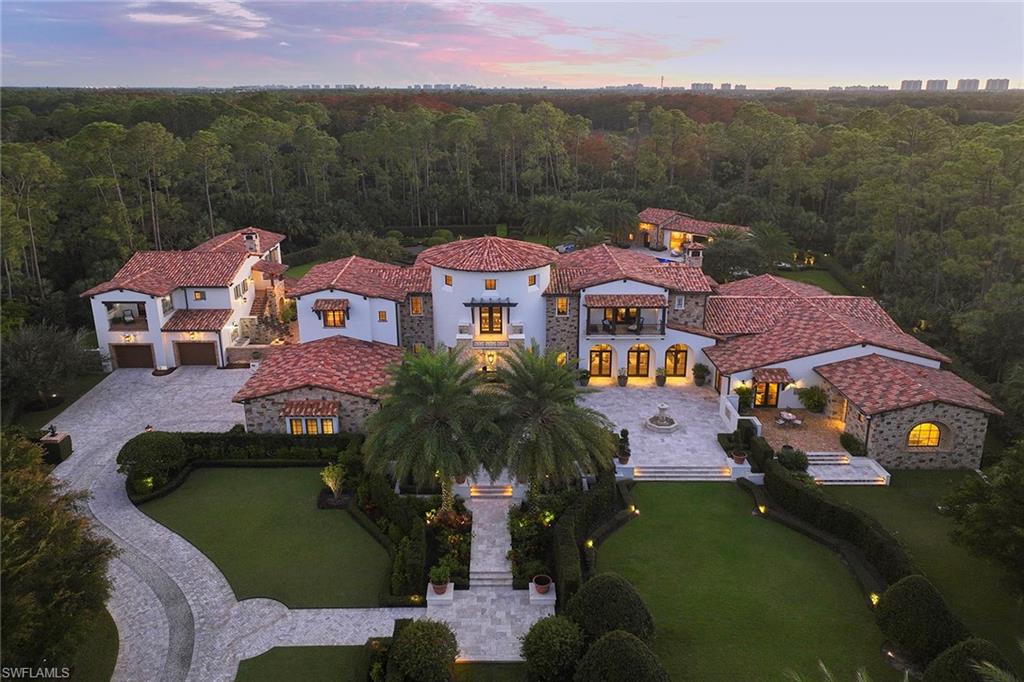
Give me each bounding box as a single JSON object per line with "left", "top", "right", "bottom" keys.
{"left": 189, "top": 331, "right": 198, "bottom": 340}
{"left": 869, "top": 592, "right": 880, "bottom": 607}
{"left": 122, "top": 334, "right": 134, "bottom": 343}
{"left": 584, "top": 539, "right": 594, "bottom": 549}
{"left": 633, "top": 508, "right": 641, "bottom": 516}
{"left": 757, "top": 504, "right": 767, "bottom": 515}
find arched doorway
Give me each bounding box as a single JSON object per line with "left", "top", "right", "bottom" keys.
{"left": 627, "top": 343, "right": 651, "bottom": 377}
{"left": 665, "top": 344, "right": 688, "bottom": 377}
{"left": 589, "top": 344, "right": 613, "bottom": 377}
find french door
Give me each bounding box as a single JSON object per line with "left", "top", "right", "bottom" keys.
{"left": 589, "top": 347, "right": 613, "bottom": 377}
{"left": 627, "top": 346, "right": 650, "bottom": 377}
{"left": 754, "top": 382, "right": 779, "bottom": 407}
{"left": 665, "top": 346, "right": 688, "bottom": 377}
{"left": 479, "top": 306, "right": 503, "bottom": 334}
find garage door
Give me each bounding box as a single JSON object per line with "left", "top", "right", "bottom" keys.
{"left": 112, "top": 344, "right": 155, "bottom": 369}
{"left": 176, "top": 342, "right": 218, "bottom": 366}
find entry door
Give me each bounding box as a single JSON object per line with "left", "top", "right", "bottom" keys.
{"left": 480, "top": 306, "right": 503, "bottom": 334}
{"left": 754, "top": 382, "right": 779, "bottom": 407}
{"left": 589, "top": 348, "right": 612, "bottom": 377}
{"left": 627, "top": 347, "right": 650, "bottom": 377}
{"left": 665, "top": 347, "right": 688, "bottom": 377}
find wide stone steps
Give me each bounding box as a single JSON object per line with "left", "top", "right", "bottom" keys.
{"left": 811, "top": 475, "right": 888, "bottom": 486}
{"left": 806, "top": 452, "right": 851, "bottom": 465}
{"left": 633, "top": 464, "right": 733, "bottom": 481}
{"left": 469, "top": 484, "right": 514, "bottom": 498}
{"left": 469, "top": 570, "right": 514, "bottom": 587}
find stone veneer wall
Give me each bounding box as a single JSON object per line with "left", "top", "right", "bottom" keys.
{"left": 866, "top": 402, "right": 989, "bottom": 469}
{"left": 544, "top": 294, "right": 579, "bottom": 360}
{"left": 666, "top": 292, "right": 707, "bottom": 328}
{"left": 822, "top": 381, "right": 869, "bottom": 442}
{"left": 399, "top": 294, "right": 434, "bottom": 351}
{"left": 242, "top": 386, "right": 379, "bottom": 434}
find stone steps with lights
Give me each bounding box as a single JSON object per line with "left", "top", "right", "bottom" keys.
{"left": 469, "top": 484, "right": 515, "bottom": 498}
{"left": 808, "top": 459, "right": 891, "bottom": 486}
{"left": 249, "top": 288, "right": 269, "bottom": 318}
{"left": 633, "top": 464, "right": 733, "bottom": 481}
{"left": 805, "top": 452, "right": 851, "bottom": 465}
{"left": 469, "top": 570, "right": 515, "bottom": 588}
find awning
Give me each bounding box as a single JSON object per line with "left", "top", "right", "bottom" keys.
{"left": 753, "top": 367, "right": 794, "bottom": 385}
{"left": 161, "top": 308, "right": 232, "bottom": 332}
{"left": 312, "top": 298, "right": 349, "bottom": 312}
{"left": 583, "top": 294, "right": 668, "bottom": 308}
{"left": 463, "top": 297, "right": 518, "bottom": 307}
{"left": 252, "top": 260, "right": 289, "bottom": 276}
{"left": 280, "top": 399, "right": 340, "bottom": 417}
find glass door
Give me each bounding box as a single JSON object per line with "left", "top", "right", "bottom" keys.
{"left": 754, "top": 382, "right": 779, "bottom": 407}
{"left": 627, "top": 345, "right": 650, "bottom": 377}
{"left": 665, "top": 346, "right": 688, "bottom": 376}
{"left": 479, "top": 306, "right": 503, "bottom": 334}
{"left": 589, "top": 347, "right": 612, "bottom": 377}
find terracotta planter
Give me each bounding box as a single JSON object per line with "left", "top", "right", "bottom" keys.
{"left": 455, "top": 474, "right": 467, "bottom": 485}
{"left": 431, "top": 582, "right": 448, "bottom": 595}
{"left": 694, "top": 374, "right": 707, "bottom": 386}
{"left": 533, "top": 575, "right": 552, "bottom": 594}
{"left": 732, "top": 452, "right": 747, "bottom": 465}
{"left": 617, "top": 455, "right": 631, "bottom": 465}
{"left": 617, "top": 376, "right": 628, "bottom": 387}
{"left": 655, "top": 375, "right": 666, "bottom": 387}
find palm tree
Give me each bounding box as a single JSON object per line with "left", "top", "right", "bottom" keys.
{"left": 973, "top": 640, "right": 1023, "bottom": 682}
{"left": 364, "top": 348, "right": 494, "bottom": 514}
{"left": 596, "top": 198, "right": 638, "bottom": 242}
{"left": 565, "top": 224, "right": 608, "bottom": 248}
{"left": 523, "top": 196, "right": 559, "bottom": 244}
{"left": 752, "top": 221, "right": 796, "bottom": 270}
{"left": 709, "top": 225, "right": 750, "bottom": 242}
{"left": 493, "top": 345, "right": 616, "bottom": 491}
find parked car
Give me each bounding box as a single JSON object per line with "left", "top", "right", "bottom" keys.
{"left": 774, "top": 261, "right": 794, "bottom": 270}
{"left": 729, "top": 267, "right": 753, "bottom": 278}
{"left": 555, "top": 243, "right": 576, "bottom": 254}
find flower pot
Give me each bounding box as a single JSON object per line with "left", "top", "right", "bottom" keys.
{"left": 655, "top": 375, "right": 666, "bottom": 387}
{"left": 455, "top": 474, "right": 467, "bottom": 485}
{"left": 732, "top": 452, "right": 747, "bottom": 465}
{"left": 617, "top": 455, "right": 631, "bottom": 465}
{"left": 533, "top": 575, "right": 552, "bottom": 594}
{"left": 694, "top": 375, "right": 706, "bottom": 386}
{"left": 617, "top": 376, "right": 628, "bottom": 387}
{"left": 431, "top": 582, "right": 448, "bottom": 595}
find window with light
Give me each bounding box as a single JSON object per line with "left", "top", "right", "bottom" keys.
{"left": 444, "top": 275, "right": 453, "bottom": 287}
{"left": 324, "top": 310, "right": 345, "bottom": 327}
{"left": 378, "top": 310, "right": 388, "bottom": 322}
{"left": 410, "top": 296, "right": 423, "bottom": 315}
{"left": 556, "top": 297, "right": 569, "bottom": 316}
{"left": 528, "top": 275, "right": 538, "bottom": 287}
{"left": 289, "top": 419, "right": 303, "bottom": 435}
{"left": 194, "top": 290, "right": 206, "bottom": 301}
{"left": 485, "top": 279, "right": 497, "bottom": 290}
{"left": 907, "top": 422, "right": 941, "bottom": 447}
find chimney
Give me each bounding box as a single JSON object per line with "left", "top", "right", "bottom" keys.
{"left": 242, "top": 230, "right": 260, "bottom": 254}
{"left": 683, "top": 241, "right": 704, "bottom": 268}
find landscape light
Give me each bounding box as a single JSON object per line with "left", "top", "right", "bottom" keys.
{"left": 585, "top": 539, "right": 594, "bottom": 548}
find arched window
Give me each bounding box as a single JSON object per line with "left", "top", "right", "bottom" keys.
{"left": 589, "top": 344, "right": 613, "bottom": 377}
{"left": 627, "top": 343, "right": 651, "bottom": 377}
{"left": 907, "top": 422, "right": 941, "bottom": 448}
{"left": 665, "top": 344, "right": 688, "bottom": 377}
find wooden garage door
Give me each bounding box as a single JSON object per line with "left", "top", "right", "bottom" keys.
{"left": 176, "top": 342, "right": 218, "bottom": 366}
{"left": 112, "top": 344, "right": 154, "bottom": 369}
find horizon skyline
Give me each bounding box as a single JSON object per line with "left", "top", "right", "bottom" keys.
{"left": 2, "top": 1, "right": 1022, "bottom": 90}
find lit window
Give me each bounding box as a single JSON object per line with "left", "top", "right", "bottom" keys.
{"left": 305, "top": 418, "right": 319, "bottom": 435}
{"left": 194, "top": 291, "right": 206, "bottom": 301}
{"left": 556, "top": 297, "right": 569, "bottom": 316}
{"left": 528, "top": 275, "right": 538, "bottom": 287}
{"left": 556, "top": 352, "right": 567, "bottom": 366}
{"left": 444, "top": 275, "right": 453, "bottom": 287}
{"left": 410, "top": 296, "right": 423, "bottom": 316}
{"left": 378, "top": 310, "right": 388, "bottom": 322}
{"left": 413, "top": 343, "right": 425, "bottom": 353}
{"left": 485, "top": 279, "right": 497, "bottom": 290}
{"left": 289, "top": 418, "right": 303, "bottom": 435}
{"left": 907, "top": 422, "right": 940, "bottom": 448}
{"left": 321, "top": 419, "right": 334, "bottom": 435}
{"left": 324, "top": 310, "right": 345, "bottom": 328}
{"left": 674, "top": 295, "right": 686, "bottom": 310}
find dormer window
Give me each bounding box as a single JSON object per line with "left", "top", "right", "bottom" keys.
{"left": 485, "top": 279, "right": 497, "bottom": 290}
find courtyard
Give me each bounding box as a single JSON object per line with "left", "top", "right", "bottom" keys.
{"left": 757, "top": 407, "right": 846, "bottom": 453}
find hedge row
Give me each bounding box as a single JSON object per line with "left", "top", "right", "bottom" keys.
{"left": 178, "top": 430, "right": 354, "bottom": 462}
{"left": 877, "top": 575, "right": 971, "bottom": 665}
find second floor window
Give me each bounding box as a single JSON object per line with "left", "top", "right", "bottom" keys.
{"left": 556, "top": 297, "right": 569, "bottom": 316}
{"left": 528, "top": 275, "right": 538, "bottom": 287}
{"left": 485, "top": 279, "right": 497, "bottom": 290}
{"left": 162, "top": 296, "right": 174, "bottom": 313}
{"left": 444, "top": 275, "right": 453, "bottom": 287}
{"left": 324, "top": 310, "right": 345, "bottom": 328}
{"left": 378, "top": 310, "right": 388, "bottom": 322}
{"left": 674, "top": 295, "right": 686, "bottom": 310}
{"left": 194, "top": 291, "right": 206, "bottom": 301}
{"left": 409, "top": 296, "right": 423, "bottom": 316}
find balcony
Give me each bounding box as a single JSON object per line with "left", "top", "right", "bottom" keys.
{"left": 585, "top": 308, "right": 666, "bottom": 337}
{"left": 108, "top": 318, "right": 150, "bottom": 332}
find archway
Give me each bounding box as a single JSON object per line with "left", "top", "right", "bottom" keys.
{"left": 627, "top": 343, "right": 651, "bottom": 377}
{"left": 589, "top": 344, "right": 614, "bottom": 377}
{"left": 665, "top": 344, "right": 689, "bottom": 377}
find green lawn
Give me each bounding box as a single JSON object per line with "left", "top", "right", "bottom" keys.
{"left": 235, "top": 646, "right": 368, "bottom": 682}
{"left": 828, "top": 471, "right": 1024, "bottom": 672}
{"left": 141, "top": 468, "right": 390, "bottom": 607}
{"left": 598, "top": 483, "right": 896, "bottom": 681}
{"left": 9, "top": 373, "right": 108, "bottom": 434}
{"left": 71, "top": 608, "right": 118, "bottom": 682}
{"left": 285, "top": 259, "right": 325, "bottom": 279}
{"left": 778, "top": 268, "right": 851, "bottom": 295}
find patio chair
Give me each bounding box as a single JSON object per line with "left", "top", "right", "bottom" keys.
{"left": 792, "top": 419, "right": 803, "bottom": 426}
{"left": 775, "top": 418, "right": 786, "bottom": 426}
{"left": 122, "top": 308, "right": 135, "bottom": 324}
{"left": 627, "top": 315, "right": 645, "bottom": 332}
{"left": 601, "top": 318, "right": 615, "bottom": 334}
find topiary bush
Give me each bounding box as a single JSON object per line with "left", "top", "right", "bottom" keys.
{"left": 116, "top": 431, "right": 187, "bottom": 491}
{"left": 777, "top": 447, "right": 809, "bottom": 472}
{"left": 566, "top": 573, "right": 655, "bottom": 643}
{"left": 573, "top": 630, "right": 669, "bottom": 682}
{"left": 922, "top": 638, "right": 1011, "bottom": 682}
{"left": 520, "top": 616, "right": 584, "bottom": 682}
{"left": 876, "top": 575, "right": 971, "bottom": 665}
{"left": 839, "top": 432, "right": 866, "bottom": 456}
{"left": 387, "top": 618, "right": 459, "bottom": 682}
{"left": 796, "top": 385, "right": 828, "bottom": 413}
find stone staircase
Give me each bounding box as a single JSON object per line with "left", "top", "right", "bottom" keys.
{"left": 249, "top": 287, "right": 269, "bottom": 318}
{"left": 633, "top": 464, "right": 733, "bottom": 481}
{"left": 469, "top": 483, "right": 515, "bottom": 498}
{"left": 805, "top": 452, "right": 851, "bottom": 465}
{"left": 807, "top": 456, "right": 890, "bottom": 486}
{"left": 468, "top": 569, "right": 514, "bottom": 588}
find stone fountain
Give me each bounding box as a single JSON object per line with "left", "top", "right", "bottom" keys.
{"left": 645, "top": 402, "right": 680, "bottom": 433}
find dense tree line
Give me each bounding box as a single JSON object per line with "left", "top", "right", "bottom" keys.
{"left": 1, "top": 89, "right": 1022, "bottom": 441}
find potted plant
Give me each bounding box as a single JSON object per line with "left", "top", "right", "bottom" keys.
{"left": 578, "top": 369, "right": 590, "bottom": 386}
{"left": 731, "top": 451, "right": 748, "bottom": 465}
{"left": 734, "top": 385, "right": 754, "bottom": 413}
{"left": 533, "top": 574, "right": 553, "bottom": 595}
{"left": 693, "top": 363, "right": 710, "bottom": 387}
{"left": 617, "top": 429, "right": 631, "bottom": 465}
{"left": 617, "top": 367, "right": 628, "bottom": 387}
{"left": 429, "top": 563, "right": 451, "bottom": 595}
{"left": 655, "top": 366, "right": 666, "bottom": 387}
{"left": 455, "top": 473, "right": 467, "bottom": 485}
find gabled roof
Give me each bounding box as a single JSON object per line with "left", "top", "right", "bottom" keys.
{"left": 233, "top": 336, "right": 402, "bottom": 402}
{"left": 161, "top": 308, "right": 233, "bottom": 332}
{"left": 638, "top": 207, "right": 750, "bottom": 237}
{"left": 416, "top": 236, "right": 557, "bottom": 272}
{"left": 375, "top": 266, "right": 432, "bottom": 294}
{"left": 583, "top": 294, "right": 668, "bottom": 308}
{"left": 252, "top": 260, "right": 289, "bottom": 276}
{"left": 815, "top": 354, "right": 1002, "bottom": 416}
{"left": 716, "top": 274, "right": 830, "bottom": 298}
{"left": 546, "top": 245, "right": 712, "bottom": 294}
{"left": 80, "top": 251, "right": 248, "bottom": 298}
{"left": 192, "top": 227, "right": 286, "bottom": 256}
{"left": 289, "top": 256, "right": 407, "bottom": 301}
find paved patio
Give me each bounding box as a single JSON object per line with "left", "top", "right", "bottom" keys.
{"left": 579, "top": 381, "right": 730, "bottom": 468}
{"left": 756, "top": 408, "right": 845, "bottom": 453}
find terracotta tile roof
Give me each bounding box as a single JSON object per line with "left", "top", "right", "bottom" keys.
{"left": 753, "top": 367, "right": 794, "bottom": 384}
{"left": 416, "top": 236, "right": 557, "bottom": 272}
{"left": 161, "top": 308, "right": 233, "bottom": 332}
{"left": 252, "top": 260, "right": 289, "bottom": 276}
{"left": 638, "top": 207, "right": 681, "bottom": 225}
{"left": 716, "top": 274, "right": 829, "bottom": 298}
{"left": 312, "top": 298, "right": 349, "bottom": 311}
{"left": 192, "top": 227, "right": 285, "bottom": 256}
{"left": 280, "top": 399, "right": 340, "bottom": 417}
{"left": 289, "top": 256, "right": 406, "bottom": 301}
{"left": 375, "top": 266, "right": 432, "bottom": 294}
{"left": 815, "top": 354, "right": 1002, "bottom": 416}
{"left": 703, "top": 297, "right": 949, "bottom": 374}
{"left": 583, "top": 294, "right": 668, "bottom": 308}
{"left": 638, "top": 207, "right": 750, "bottom": 237}
{"left": 665, "top": 322, "right": 726, "bottom": 340}
{"left": 80, "top": 251, "right": 247, "bottom": 298}
{"left": 546, "top": 245, "right": 712, "bottom": 293}
{"left": 233, "top": 336, "right": 402, "bottom": 402}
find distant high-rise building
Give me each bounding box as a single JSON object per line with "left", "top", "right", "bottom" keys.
{"left": 845, "top": 85, "right": 868, "bottom": 91}
{"left": 926, "top": 79, "right": 948, "bottom": 91}
{"left": 733, "top": 84, "right": 747, "bottom": 91}
{"left": 774, "top": 86, "right": 792, "bottom": 91}
{"left": 869, "top": 85, "right": 889, "bottom": 91}
{"left": 957, "top": 79, "right": 980, "bottom": 91}
{"left": 901, "top": 80, "right": 923, "bottom": 91}
{"left": 985, "top": 78, "right": 1010, "bottom": 91}
{"left": 720, "top": 83, "right": 732, "bottom": 91}
{"left": 829, "top": 86, "right": 843, "bottom": 92}
{"left": 690, "top": 82, "right": 713, "bottom": 92}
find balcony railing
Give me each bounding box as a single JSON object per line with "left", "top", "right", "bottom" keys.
{"left": 586, "top": 321, "right": 665, "bottom": 336}
{"left": 108, "top": 319, "right": 150, "bottom": 332}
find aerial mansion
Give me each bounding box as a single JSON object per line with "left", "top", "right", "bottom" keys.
{"left": 84, "top": 215, "right": 1001, "bottom": 471}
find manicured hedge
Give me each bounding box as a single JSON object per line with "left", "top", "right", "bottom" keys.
{"left": 521, "top": 616, "right": 585, "bottom": 682}
{"left": 573, "top": 631, "right": 669, "bottom": 682}
{"left": 179, "top": 431, "right": 353, "bottom": 461}
{"left": 840, "top": 432, "right": 866, "bottom": 456}
{"left": 386, "top": 618, "right": 458, "bottom": 682}
{"left": 566, "top": 573, "right": 655, "bottom": 643}
{"left": 763, "top": 461, "right": 915, "bottom": 585}
{"left": 877, "top": 575, "right": 971, "bottom": 665}
{"left": 749, "top": 436, "right": 774, "bottom": 473}
{"left": 922, "top": 638, "right": 1012, "bottom": 682}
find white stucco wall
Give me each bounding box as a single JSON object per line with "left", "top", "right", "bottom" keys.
{"left": 296, "top": 290, "right": 400, "bottom": 345}
{"left": 577, "top": 327, "right": 717, "bottom": 379}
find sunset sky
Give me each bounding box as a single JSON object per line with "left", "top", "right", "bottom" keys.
{"left": 2, "top": 1, "right": 1020, "bottom": 89}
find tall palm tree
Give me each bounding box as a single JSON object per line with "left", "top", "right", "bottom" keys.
{"left": 596, "top": 198, "right": 638, "bottom": 242}
{"left": 752, "top": 221, "right": 796, "bottom": 270}
{"left": 493, "top": 346, "right": 616, "bottom": 491}
{"left": 565, "top": 224, "right": 608, "bottom": 248}
{"left": 709, "top": 225, "right": 750, "bottom": 242}
{"left": 364, "top": 348, "right": 494, "bottom": 514}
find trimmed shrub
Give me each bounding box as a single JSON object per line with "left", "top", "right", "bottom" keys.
{"left": 566, "top": 573, "right": 655, "bottom": 643}
{"left": 777, "top": 447, "right": 809, "bottom": 472}
{"left": 796, "top": 385, "right": 829, "bottom": 413}
{"left": 391, "top": 537, "right": 411, "bottom": 595}
{"left": 736, "top": 420, "right": 756, "bottom": 448}
{"left": 840, "top": 432, "right": 866, "bottom": 456}
{"left": 876, "top": 575, "right": 971, "bottom": 664}
{"left": 553, "top": 519, "right": 582, "bottom": 604}
{"left": 573, "top": 631, "right": 669, "bottom": 682}
{"left": 749, "top": 436, "right": 774, "bottom": 473}
{"left": 387, "top": 618, "right": 459, "bottom": 682}
{"left": 734, "top": 385, "right": 754, "bottom": 411}
{"left": 923, "top": 638, "right": 1011, "bottom": 682}
{"left": 179, "top": 431, "right": 351, "bottom": 461}
{"left": 716, "top": 433, "right": 736, "bottom": 451}
{"left": 520, "top": 616, "right": 585, "bottom": 682}
{"left": 116, "top": 431, "right": 187, "bottom": 489}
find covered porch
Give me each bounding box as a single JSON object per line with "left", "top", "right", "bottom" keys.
{"left": 583, "top": 293, "right": 667, "bottom": 336}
